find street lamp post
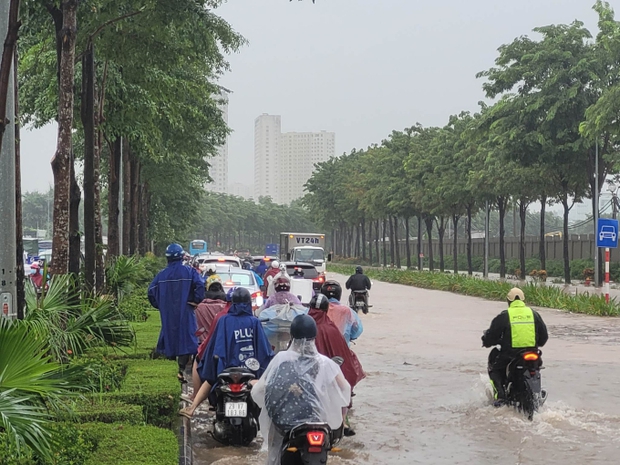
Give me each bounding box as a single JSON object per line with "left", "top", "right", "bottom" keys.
{"left": 0, "top": 0, "right": 17, "bottom": 319}
{"left": 604, "top": 183, "right": 618, "bottom": 304}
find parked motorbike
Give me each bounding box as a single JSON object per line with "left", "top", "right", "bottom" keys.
{"left": 210, "top": 367, "right": 259, "bottom": 446}
{"left": 493, "top": 349, "right": 548, "bottom": 421}
{"left": 348, "top": 290, "right": 369, "bottom": 314}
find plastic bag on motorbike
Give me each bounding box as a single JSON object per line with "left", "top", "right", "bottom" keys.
{"left": 260, "top": 302, "right": 308, "bottom": 354}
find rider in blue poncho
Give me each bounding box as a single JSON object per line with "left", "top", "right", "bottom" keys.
{"left": 148, "top": 243, "right": 205, "bottom": 382}
{"left": 179, "top": 287, "right": 274, "bottom": 419}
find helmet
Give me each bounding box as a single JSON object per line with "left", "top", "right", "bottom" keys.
{"left": 206, "top": 275, "right": 223, "bottom": 292}
{"left": 290, "top": 314, "right": 317, "bottom": 340}
{"left": 274, "top": 275, "right": 291, "bottom": 292}
{"left": 321, "top": 280, "right": 342, "bottom": 301}
{"left": 232, "top": 287, "right": 252, "bottom": 304}
{"left": 356, "top": 266, "right": 363, "bottom": 274}
{"left": 279, "top": 263, "right": 287, "bottom": 272}
{"left": 165, "top": 243, "right": 184, "bottom": 261}
{"left": 271, "top": 260, "right": 280, "bottom": 269}
{"left": 30, "top": 262, "right": 40, "bottom": 270}
{"left": 507, "top": 287, "right": 525, "bottom": 302}
{"left": 309, "top": 293, "right": 329, "bottom": 311}
{"left": 205, "top": 264, "right": 217, "bottom": 274}
{"left": 293, "top": 267, "right": 304, "bottom": 277}
{"left": 242, "top": 260, "right": 253, "bottom": 270}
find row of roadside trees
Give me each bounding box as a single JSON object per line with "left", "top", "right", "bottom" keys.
{"left": 304, "top": 1, "right": 620, "bottom": 284}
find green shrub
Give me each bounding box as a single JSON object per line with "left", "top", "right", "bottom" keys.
{"left": 61, "top": 399, "right": 143, "bottom": 424}
{"left": 70, "top": 357, "right": 128, "bottom": 393}
{"left": 108, "top": 359, "right": 179, "bottom": 428}
{"left": 80, "top": 423, "right": 177, "bottom": 465}
{"left": 130, "top": 311, "right": 161, "bottom": 358}
{"left": 117, "top": 289, "right": 151, "bottom": 322}
{"left": 328, "top": 264, "right": 620, "bottom": 316}
{"left": 137, "top": 253, "right": 166, "bottom": 286}
{"left": 1, "top": 423, "right": 96, "bottom": 465}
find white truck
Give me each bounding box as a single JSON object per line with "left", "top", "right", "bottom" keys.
{"left": 279, "top": 232, "right": 327, "bottom": 274}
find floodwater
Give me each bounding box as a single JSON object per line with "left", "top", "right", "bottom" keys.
{"left": 191, "top": 273, "right": 620, "bottom": 464}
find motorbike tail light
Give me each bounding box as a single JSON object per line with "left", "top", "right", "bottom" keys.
{"left": 523, "top": 352, "right": 539, "bottom": 361}
{"left": 306, "top": 431, "right": 325, "bottom": 447}
{"left": 308, "top": 446, "right": 323, "bottom": 453}
{"left": 229, "top": 383, "right": 243, "bottom": 393}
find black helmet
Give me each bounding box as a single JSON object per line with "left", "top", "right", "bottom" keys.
{"left": 309, "top": 293, "right": 329, "bottom": 311}
{"left": 231, "top": 287, "right": 251, "bottom": 304}
{"left": 321, "top": 280, "right": 342, "bottom": 301}
{"left": 356, "top": 266, "right": 363, "bottom": 274}
{"left": 290, "top": 314, "right": 317, "bottom": 340}
{"left": 274, "top": 275, "right": 291, "bottom": 292}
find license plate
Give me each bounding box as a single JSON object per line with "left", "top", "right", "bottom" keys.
{"left": 225, "top": 402, "right": 247, "bottom": 417}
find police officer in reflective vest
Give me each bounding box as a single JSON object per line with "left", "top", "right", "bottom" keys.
{"left": 482, "top": 287, "right": 548, "bottom": 407}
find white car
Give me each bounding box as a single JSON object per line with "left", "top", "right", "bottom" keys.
{"left": 195, "top": 254, "right": 241, "bottom": 272}
{"left": 599, "top": 225, "right": 617, "bottom": 242}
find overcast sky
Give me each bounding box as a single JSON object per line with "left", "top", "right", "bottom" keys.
{"left": 21, "top": 0, "right": 601, "bottom": 193}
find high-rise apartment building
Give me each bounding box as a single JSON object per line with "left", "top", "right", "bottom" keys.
{"left": 228, "top": 182, "right": 254, "bottom": 200}
{"left": 254, "top": 114, "right": 335, "bottom": 204}
{"left": 254, "top": 114, "right": 281, "bottom": 201}
{"left": 206, "top": 91, "right": 229, "bottom": 193}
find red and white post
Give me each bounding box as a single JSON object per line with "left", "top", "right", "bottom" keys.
{"left": 605, "top": 247, "right": 611, "bottom": 304}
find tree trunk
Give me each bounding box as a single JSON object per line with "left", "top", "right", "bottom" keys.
{"left": 436, "top": 216, "right": 446, "bottom": 272}
{"left": 382, "top": 218, "right": 387, "bottom": 267}
{"left": 354, "top": 223, "right": 360, "bottom": 259}
{"left": 13, "top": 49, "right": 24, "bottom": 318}
{"left": 94, "top": 61, "right": 107, "bottom": 290}
{"left": 122, "top": 139, "right": 131, "bottom": 255}
{"left": 50, "top": 0, "right": 78, "bottom": 276}
{"left": 361, "top": 218, "right": 366, "bottom": 261}
{"left": 138, "top": 184, "right": 148, "bottom": 255}
{"left": 107, "top": 137, "right": 121, "bottom": 258}
{"left": 388, "top": 216, "right": 395, "bottom": 266}
{"left": 405, "top": 217, "right": 411, "bottom": 269}
{"left": 81, "top": 41, "right": 96, "bottom": 289}
{"left": 375, "top": 220, "right": 380, "bottom": 266}
{"left": 466, "top": 205, "right": 473, "bottom": 275}
{"left": 393, "top": 216, "right": 401, "bottom": 269}
{"left": 130, "top": 157, "right": 140, "bottom": 254}
{"left": 561, "top": 194, "right": 571, "bottom": 284}
{"left": 424, "top": 216, "right": 434, "bottom": 271}
{"left": 498, "top": 197, "right": 507, "bottom": 278}
{"left": 0, "top": 0, "right": 20, "bottom": 150}
{"left": 452, "top": 214, "right": 459, "bottom": 274}
{"left": 68, "top": 156, "right": 81, "bottom": 275}
{"left": 368, "top": 220, "right": 373, "bottom": 265}
{"left": 539, "top": 195, "right": 546, "bottom": 271}
{"left": 417, "top": 215, "right": 422, "bottom": 270}
{"left": 519, "top": 200, "right": 528, "bottom": 281}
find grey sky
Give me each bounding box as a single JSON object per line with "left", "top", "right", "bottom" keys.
{"left": 22, "top": 0, "right": 601, "bottom": 193}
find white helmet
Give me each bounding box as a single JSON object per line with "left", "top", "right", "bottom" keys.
{"left": 279, "top": 263, "right": 287, "bottom": 272}
{"left": 271, "top": 260, "right": 280, "bottom": 269}
{"left": 206, "top": 264, "right": 217, "bottom": 273}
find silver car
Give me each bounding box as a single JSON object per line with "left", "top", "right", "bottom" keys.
{"left": 195, "top": 254, "right": 241, "bottom": 272}
{"left": 215, "top": 267, "right": 264, "bottom": 310}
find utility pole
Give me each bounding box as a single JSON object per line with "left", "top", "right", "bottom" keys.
{"left": 0, "top": 0, "right": 17, "bottom": 318}
{"left": 484, "top": 200, "right": 490, "bottom": 278}
{"left": 594, "top": 140, "right": 599, "bottom": 287}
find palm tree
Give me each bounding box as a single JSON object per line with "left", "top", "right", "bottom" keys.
{"left": 0, "top": 317, "right": 73, "bottom": 460}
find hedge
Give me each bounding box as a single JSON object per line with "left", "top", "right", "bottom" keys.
{"left": 61, "top": 399, "right": 144, "bottom": 425}
{"left": 329, "top": 264, "right": 620, "bottom": 316}
{"left": 80, "top": 423, "right": 177, "bottom": 465}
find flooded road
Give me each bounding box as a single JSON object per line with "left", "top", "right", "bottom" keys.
{"left": 192, "top": 273, "right": 620, "bottom": 464}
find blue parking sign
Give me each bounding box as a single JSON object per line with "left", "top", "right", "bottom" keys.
{"left": 597, "top": 218, "right": 619, "bottom": 248}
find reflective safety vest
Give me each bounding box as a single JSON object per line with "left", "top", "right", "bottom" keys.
{"left": 508, "top": 301, "right": 536, "bottom": 348}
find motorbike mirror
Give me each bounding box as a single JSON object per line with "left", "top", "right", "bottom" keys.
{"left": 331, "top": 356, "right": 344, "bottom": 366}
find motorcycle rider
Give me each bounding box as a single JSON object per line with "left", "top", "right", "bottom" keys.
{"left": 482, "top": 287, "right": 548, "bottom": 407}
{"left": 179, "top": 287, "right": 273, "bottom": 419}
{"left": 195, "top": 277, "right": 228, "bottom": 342}
{"left": 261, "top": 274, "right": 302, "bottom": 310}
{"left": 345, "top": 266, "right": 371, "bottom": 308}
{"left": 321, "top": 280, "right": 363, "bottom": 346}
{"left": 148, "top": 243, "right": 205, "bottom": 383}
{"left": 204, "top": 275, "right": 227, "bottom": 301}
{"left": 251, "top": 314, "right": 351, "bottom": 465}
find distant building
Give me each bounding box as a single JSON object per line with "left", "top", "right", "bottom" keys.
{"left": 206, "top": 91, "right": 229, "bottom": 193}
{"left": 228, "top": 182, "right": 254, "bottom": 200}
{"left": 253, "top": 114, "right": 335, "bottom": 204}
{"left": 254, "top": 114, "right": 281, "bottom": 201}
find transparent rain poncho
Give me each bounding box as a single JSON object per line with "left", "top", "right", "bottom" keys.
{"left": 259, "top": 302, "right": 308, "bottom": 354}
{"left": 251, "top": 338, "right": 351, "bottom": 465}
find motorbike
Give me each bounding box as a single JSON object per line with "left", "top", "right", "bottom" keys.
{"left": 348, "top": 290, "right": 369, "bottom": 314}
{"left": 491, "top": 348, "right": 548, "bottom": 421}
{"left": 279, "top": 356, "right": 345, "bottom": 464}
{"left": 210, "top": 366, "right": 260, "bottom": 446}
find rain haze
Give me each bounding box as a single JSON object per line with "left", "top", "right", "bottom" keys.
{"left": 21, "top": 0, "right": 600, "bottom": 193}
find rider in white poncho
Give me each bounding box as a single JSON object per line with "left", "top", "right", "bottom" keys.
{"left": 251, "top": 314, "right": 351, "bottom": 465}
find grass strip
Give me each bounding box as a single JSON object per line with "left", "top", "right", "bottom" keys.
{"left": 329, "top": 264, "right": 620, "bottom": 316}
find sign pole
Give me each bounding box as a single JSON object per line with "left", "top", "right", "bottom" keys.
{"left": 605, "top": 247, "right": 610, "bottom": 304}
